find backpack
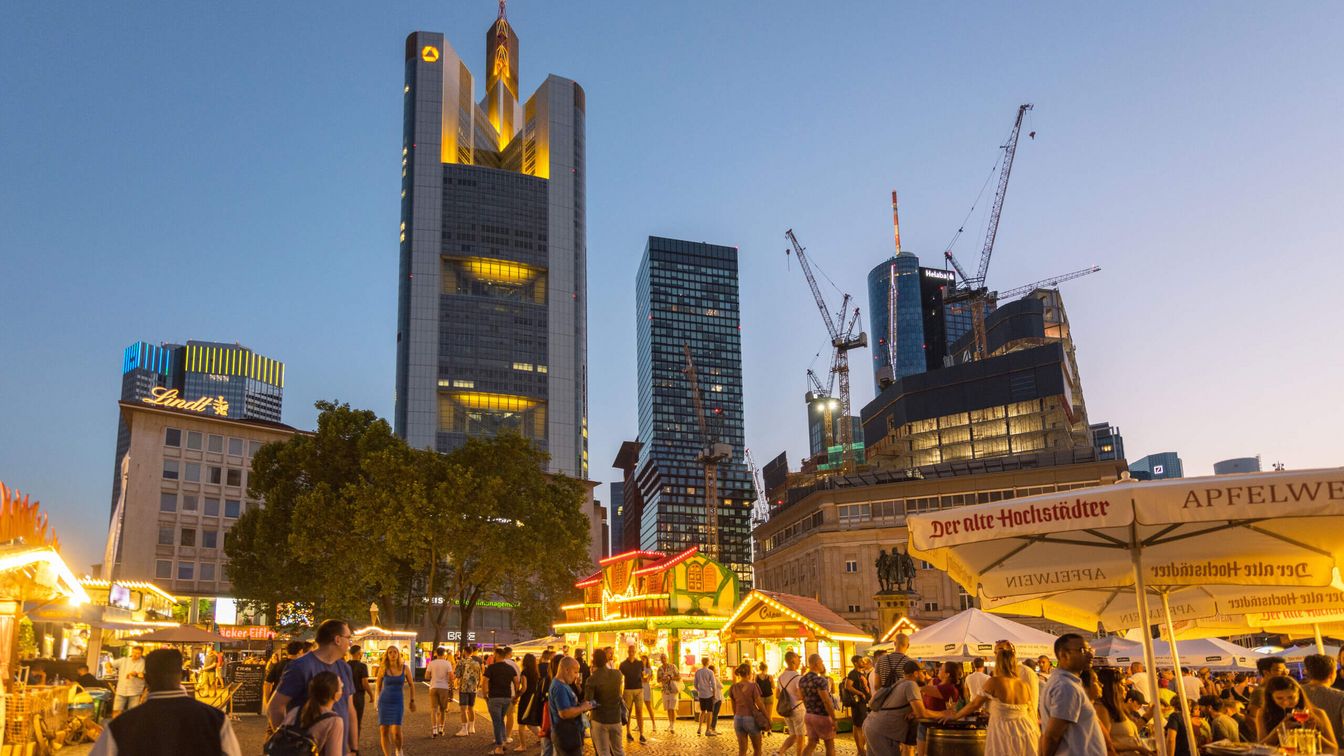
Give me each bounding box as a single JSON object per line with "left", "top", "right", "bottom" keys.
{"left": 775, "top": 671, "right": 798, "bottom": 717}
{"left": 264, "top": 712, "right": 339, "bottom": 756}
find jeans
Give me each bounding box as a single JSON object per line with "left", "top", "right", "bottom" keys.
{"left": 591, "top": 721, "right": 625, "bottom": 756}
{"left": 113, "top": 694, "right": 140, "bottom": 712}
{"left": 488, "top": 697, "right": 512, "bottom": 745}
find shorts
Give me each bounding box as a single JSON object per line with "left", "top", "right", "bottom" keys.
{"left": 642, "top": 683, "right": 653, "bottom": 703}
{"left": 699, "top": 696, "right": 715, "bottom": 712}
{"left": 661, "top": 690, "right": 679, "bottom": 709}
{"left": 734, "top": 715, "right": 762, "bottom": 736}
{"left": 804, "top": 712, "right": 836, "bottom": 740}
{"left": 623, "top": 689, "right": 643, "bottom": 711}
{"left": 904, "top": 718, "right": 918, "bottom": 746}
{"left": 113, "top": 694, "right": 140, "bottom": 712}
{"left": 917, "top": 722, "right": 929, "bottom": 742}
{"left": 459, "top": 690, "right": 477, "bottom": 707}
{"left": 849, "top": 701, "right": 869, "bottom": 727}
{"left": 786, "top": 706, "right": 806, "bottom": 735}
{"left": 430, "top": 688, "right": 453, "bottom": 711}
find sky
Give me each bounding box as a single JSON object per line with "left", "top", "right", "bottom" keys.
{"left": 2, "top": 1, "right": 1342, "bottom": 571}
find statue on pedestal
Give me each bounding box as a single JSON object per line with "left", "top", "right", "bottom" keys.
{"left": 875, "top": 549, "right": 894, "bottom": 592}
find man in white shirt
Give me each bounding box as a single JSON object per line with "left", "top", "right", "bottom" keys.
{"left": 965, "top": 657, "right": 990, "bottom": 700}
{"left": 1127, "top": 661, "right": 1150, "bottom": 695}
{"left": 110, "top": 646, "right": 146, "bottom": 715}
{"left": 1177, "top": 667, "right": 1202, "bottom": 704}
{"left": 775, "top": 651, "right": 807, "bottom": 756}
{"left": 426, "top": 646, "right": 456, "bottom": 738}
{"left": 1039, "top": 634, "right": 1107, "bottom": 756}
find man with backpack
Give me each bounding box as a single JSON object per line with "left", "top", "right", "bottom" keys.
{"left": 774, "top": 651, "right": 807, "bottom": 756}
{"left": 89, "top": 647, "right": 242, "bottom": 756}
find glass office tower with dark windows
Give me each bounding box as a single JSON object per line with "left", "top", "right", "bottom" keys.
{"left": 634, "top": 237, "right": 754, "bottom": 586}
{"left": 396, "top": 10, "right": 587, "bottom": 479}
{"left": 110, "top": 340, "right": 283, "bottom": 515}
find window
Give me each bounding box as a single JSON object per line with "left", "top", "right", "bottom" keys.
{"left": 202, "top": 530, "right": 218, "bottom": 549}
{"left": 180, "top": 528, "right": 196, "bottom": 547}
{"left": 204, "top": 498, "right": 220, "bottom": 516}
{"left": 208, "top": 466, "right": 222, "bottom": 485}
{"left": 225, "top": 468, "right": 242, "bottom": 487}
{"left": 224, "top": 499, "right": 241, "bottom": 518}
{"left": 208, "top": 435, "right": 224, "bottom": 453}
{"left": 200, "top": 563, "right": 216, "bottom": 582}
{"left": 178, "top": 562, "right": 195, "bottom": 580}
{"left": 959, "top": 589, "right": 974, "bottom": 611}
{"left": 844, "top": 560, "right": 858, "bottom": 573}
{"left": 155, "top": 560, "right": 172, "bottom": 579}
{"left": 228, "top": 438, "right": 244, "bottom": 456}
{"left": 248, "top": 440, "right": 262, "bottom": 457}
{"left": 847, "top": 604, "right": 862, "bottom": 613}
{"left": 923, "top": 602, "right": 940, "bottom": 612}
{"left": 162, "top": 459, "right": 179, "bottom": 480}
{"left": 165, "top": 428, "right": 182, "bottom": 447}
{"left": 187, "top": 431, "right": 203, "bottom": 450}
{"left": 686, "top": 564, "right": 703, "bottom": 592}
{"left": 184, "top": 462, "right": 201, "bottom": 482}
{"left": 158, "top": 527, "right": 173, "bottom": 546}
{"left": 181, "top": 494, "right": 198, "bottom": 512}
{"left": 159, "top": 493, "right": 176, "bottom": 513}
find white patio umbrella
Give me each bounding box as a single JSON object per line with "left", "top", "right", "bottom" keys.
{"left": 904, "top": 607, "right": 1060, "bottom": 661}
{"left": 1090, "top": 635, "right": 1145, "bottom": 667}
{"left": 908, "top": 467, "right": 1344, "bottom": 756}
{"left": 1279, "top": 643, "right": 1340, "bottom": 660}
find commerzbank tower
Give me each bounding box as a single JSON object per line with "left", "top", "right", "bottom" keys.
{"left": 395, "top": 4, "right": 588, "bottom": 482}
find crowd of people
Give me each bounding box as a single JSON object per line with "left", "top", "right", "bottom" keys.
{"left": 83, "top": 616, "right": 1344, "bottom": 756}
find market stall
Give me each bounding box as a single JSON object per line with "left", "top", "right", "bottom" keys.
{"left": 553, "top": 547, "right": 739, "bottom": 717}
{"left": 0, "top": 481, "right": 92, "bottom": 752}
{"left": 352, "top": 625, "right": 420, "bottom": 677}
{"left": 721, "top": 590, "right": 871, "bottom": 684}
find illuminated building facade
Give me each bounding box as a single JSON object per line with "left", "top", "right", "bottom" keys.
{"left": 396, "top": 9, "right": 587, "bottom": 480}
{"left": 110, "top": 340, "right": 284, "bottom": 515}
{"left": 862, "top": 289, "right": 1092, "bottom": 470}
{"left": 634, "top": 237, "right": 754, "bottom": 587}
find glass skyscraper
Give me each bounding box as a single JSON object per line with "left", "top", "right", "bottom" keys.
{"left": 110, "top": 340, "right": 283, "bottom": 513}
{"left": 868, "top": 253, "right": 973, "bottom": 390}
{"left": 634, "top": 237, "right": 754, "bottom": 585}
{"left": 396, "top": 9, "right": 587, "bottom": 478}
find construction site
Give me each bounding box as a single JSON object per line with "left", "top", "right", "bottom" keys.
{"left": 748, "top": 104, "right": 1127, "bottom": 636}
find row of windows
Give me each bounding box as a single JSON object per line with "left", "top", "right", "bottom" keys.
{"left": 159, "top": 493, "right": 249, "bottom": 518}
{"left": 156, "top": 559, "right": 219, "bottom": 582}
{"left": 165, "top": 428, "right": 261, "bottom": 457}
{"left": 158, "top": 526, "right": 221, "bottom": 549}
{"left": 163, "top": 460, "right": 244, "bottom": 487}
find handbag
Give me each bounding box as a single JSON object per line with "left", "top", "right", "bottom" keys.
{"left": 753, "top": 696, "right": 772, "bottom": 731}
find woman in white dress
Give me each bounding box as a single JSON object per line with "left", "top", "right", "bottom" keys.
{"left": 940, "top": 641, "right": 1040, "bottom": 755}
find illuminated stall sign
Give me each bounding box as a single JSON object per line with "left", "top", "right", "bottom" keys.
{"left": 217, "top": 624, "right": 277, "bottom": 641}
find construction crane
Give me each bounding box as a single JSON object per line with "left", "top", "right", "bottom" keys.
{"left": 744, "top": 448, "right": 771, "bottom": 526}
{"left": 943, "top": 103, "right": 1034, "bottom": 359}
{"left": 683, "top": 343, "right": 731, "bottom": 562}
{"left": 785, "top": 229, "right": 867, "bottom": 473}
{"left": 996, "top": 265, "right": 1101, "bottom": 300}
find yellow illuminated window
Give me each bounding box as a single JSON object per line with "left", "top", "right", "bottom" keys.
{"left": 512, "top": 362, "right": 533, "bottom": 372}
{"left": 452, "top": 380, "right": 474, "bottom": 389}
{"left": 686, "top": 564, "right": 703, "bottom": 592}
{"left": 537, "top": 365, "right": 548, "bottom": 374}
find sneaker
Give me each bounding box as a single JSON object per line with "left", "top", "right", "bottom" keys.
{"left": 640, "top": 736, "right": 648, "bottom": 744}
{"left": 455, "top": 725, "right": 469, "bottom": 737}
{"left": 627, "top": 733, "right": 634, "bottom": 742}
{"left": 707, "top": 730, "right": 719, "bottom": 736}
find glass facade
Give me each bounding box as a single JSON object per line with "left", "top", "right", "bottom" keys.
{"left": 635, "top": 237, "right": 754, "bottom": 587}
{"left": 868, "top": 255, "right": 967, "bottom": 390}
{"left": 1129, "top": 451, "right": 1184, "bottom": 480}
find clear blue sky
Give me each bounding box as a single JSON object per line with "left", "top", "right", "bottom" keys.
{"left": 3, "top": 1, "right": 1341, "bottom": 570}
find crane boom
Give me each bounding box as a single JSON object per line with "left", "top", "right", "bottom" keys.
{"left": 683, "top": 344, "right": 729, "bottom": 562}
{"left": 996, "top": 266, "right": 1100, "bottom": 300}
{"left": 785, "top": 229, "right": 839, "bottom": 340}
{"left": 974, "top": 103, "right": 1033, "bottom": 287}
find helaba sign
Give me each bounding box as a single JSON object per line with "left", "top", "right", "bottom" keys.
{"left": 142, "top": 387, "right": 230, "bottom": 417}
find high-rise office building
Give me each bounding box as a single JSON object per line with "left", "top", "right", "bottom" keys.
{"left": 110, "top": 340, "right": 284, "bottom": 514}
{"left": 396, "top": 8, "right": 587, "bottom": 479}
{"left": 868, "top": 254, "right": 970, "bottom": 391}
{"left": 1214, "top": 456, "right": 1261, "bottom": 475}
{"left": 634, "top": 237, "right": 754, "bottom": 585}
{"left": 1090, "top": 422, "right": 1124, "bottom": 462}
{"left": 1129, "top": 452, "right": 1184, "bottom": 480}
{"left": 608, "top": 481, "right": 625, "bottom": 554}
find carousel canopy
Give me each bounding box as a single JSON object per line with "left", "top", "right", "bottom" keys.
{"left": 906, "top": 607, "right": 1058, "bottom": 661}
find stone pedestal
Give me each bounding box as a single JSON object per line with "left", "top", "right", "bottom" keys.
{"left": 875, "top": 590, "right": 919, "bottom": 637}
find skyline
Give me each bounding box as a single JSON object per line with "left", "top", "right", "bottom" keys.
{"left": 2, "top": 1, "right": 1342, "bottom": 571}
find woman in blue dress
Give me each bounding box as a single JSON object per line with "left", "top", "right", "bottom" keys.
{"left": 376, "top": 646, "right": 416, "bottom": 756}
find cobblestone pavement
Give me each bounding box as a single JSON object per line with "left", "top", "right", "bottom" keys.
{"left": 233, "top": 685, "right": 864, "bottom": 755}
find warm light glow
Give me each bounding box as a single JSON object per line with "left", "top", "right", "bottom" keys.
{"left": 446, "top": 391, "right": 537, "bottom": 412}
{"left": 421, "top": 45, "right": 440, "bottom": 63}
{"left": 354, "top": 625, "right": 418, "bottom": 637}
{"left": 460, "top": 257, "right": 539, "bottom": 285}
{"left": 721, "top": 590, "right": 870, "bottom": 644}
{"left": 79, "top": 578, "right": 178, "bottom": 604}
{"left": 141, "top": 387, "right": 229, "bottom": 417}
{"left": 0, "top": 547, "right": 89, "bottom": 605}
{"left": 554, "top": 615, "right": 730, "bottom": 633}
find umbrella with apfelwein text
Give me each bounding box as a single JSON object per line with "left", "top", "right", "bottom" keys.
{"left": 907, "top": 467, "right": 1344, "bottom": 756}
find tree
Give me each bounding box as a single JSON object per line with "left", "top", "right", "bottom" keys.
{"left": 225, "top": 400, "right": 409, "bottom": 624}
{"left": 433, "top": 434, "right": 590, "bottom": 643}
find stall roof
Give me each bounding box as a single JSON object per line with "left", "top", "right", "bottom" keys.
{"left": 722, "top": 590, "right": 871, "bottom": 643}
{"left": 79, "top": 578, "right": 179, "bottom": 603}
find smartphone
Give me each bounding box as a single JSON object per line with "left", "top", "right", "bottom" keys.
{"left": 587, "top": 700, "right": 598, "bottom": 707}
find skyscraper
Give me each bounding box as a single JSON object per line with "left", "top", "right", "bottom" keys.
{"left": 1129, "top": 452, "right": 1184, "bottom": 480}
{"left": 110, "top": 340, "right": 284, "bottom": 514}
{"left": 868, "top": 255, "right": 969, "bottom": 391}
{"left": 634, "top": 237, "right": 754, "bottom": 585}
{"left": 396, "top": 8, "right": 587, "bottom": 479}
